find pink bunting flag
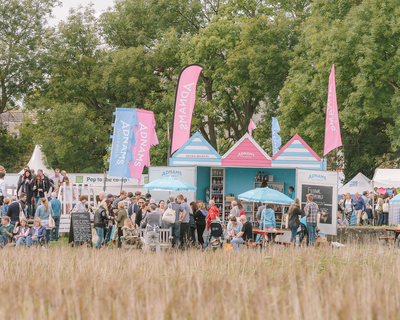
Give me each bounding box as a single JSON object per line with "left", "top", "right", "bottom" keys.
{"left": 324, "top": 64, "right": 342, "bottom": 156}
{"left": 248, "top": 119, "right": 257, "bottom": 137}
{"left": 128, "top": 109, "right": 158, "bottom": 184}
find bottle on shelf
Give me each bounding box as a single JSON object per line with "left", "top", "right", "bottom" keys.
{"left": 255, "top": 171, "right": 258, "bottom": 182}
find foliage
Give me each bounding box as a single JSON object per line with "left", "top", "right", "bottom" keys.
{"left": 0, "top": 124, "right": 32, "bottom": 172}
{"left": 279, "top": 0, "right": 400, "bottom": 181}
{"left": 0, "top": 0, "right": 59, "bottom": 114}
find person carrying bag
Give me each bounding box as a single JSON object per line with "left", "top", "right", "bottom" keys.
{"left": 162, "top": 204, "right": 175, "bottom": 224}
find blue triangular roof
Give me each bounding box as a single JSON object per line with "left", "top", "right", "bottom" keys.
{"left": 170, "top": 132, "right": 221, "bottom": 166}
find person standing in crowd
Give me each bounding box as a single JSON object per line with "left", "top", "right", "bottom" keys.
{"left": 376, "top": 194, "right": 384, "bottom": 226}
{"left": 353, "top": 192, "right": 365, "bottom": 226}
{"left": 60, "top": 176, "right": 74, "bottom": 214}
{"left": 226, "top": 216, "right": 243, "bottom": 243}
{"left": 382, "top": 193, "right": 390, "bottom": 226}
{"left": 338, "top": 194, "right": 346, "bottom": 216}
{"left": 144, "top": 204, "right": 162, "bottom": 254}
{"left": 362, "top": 191, "right": 370, "bottom": 207}
{"left": 0, "top": 166, "right": 5, "bottom": 211}
{"left": 231, "top": 215, "right": 252, "bottom": 252}
{"left": 134, "top": 191, "right": 142, "bottom": 211}
{"left": 237, "top": 201, "right": 246, "bottom": 216}
{"left": 32, "top": 175, "right": 45, "bottom": 213}
{"left": 204, "top": 200, "right": 220, "bottom": 248}
{"left": 288, "top": 198, "right": 304, "bottom": 243}
{"left": 121, "top": 218, "right": 143, "bottom": 249}
{"left": 166, "top": 195, "right": 185, "bottom": 248}
{"left": 30, "top": 169, "right": 36, "bottom": 178}
{"left": 259, "top": 204, "right": 276, "bottom": 243}
{"left": 230, "top": 201, "right": 240, "bottom": 218}
{"left": 14, "top": 218, "right": 30, "bottom": 247}
{"left": 7, "top": 192, "right": 27, "bottom": 225}
{"left": 115, "top": 201, "right": 127, "bottom": 248}
{"left": 365, "top": 203, "right": 374, "bottom": 225}
{"left": 104, "top": 199, "right": 115, "bottom": 247}
{"left": 0, "top": 216, "right": 14, "bottom": 247}
{"left": 178, "top": 195, "right": 190, "bottom": 249}
{"left": 304, "top": 193, "right": 319, "bottom": 246}
{"left": 16, "top": 166, "right": 29, "bottom": 195}
{"left": 18, "top": 170, "right": 33, "bottom": 218}
{"left": 94, "top": 200, "right": 112, "bottom": 248}
{"left": 158, "top": 200, "right": 168, "bottom": 229}
{"left": 194, "top": 202, "right": 207, "bottom": 247}
{"left": 61, "top": 170, "right": 67, "bottom": 179}
{"left": 256, "top": 202, "right": 266, "bottom": 222}
{"left": 25, "top": 217, "right": 46, "bottom": 247}
{"left": 49, "top": 192, "right": 61, "bottom": 241}
{"left": 37, "top": 170, "right": 50, "bottom": 198}
{"left": 289, "top": 186, "right": 295, "bottom": 200}
{"left": 123, "top": 192, "right": 134, "bottom": 210}
{"left": 35, "top": 197, "right": 54, "bottom": 243}
{"left": 188, "top": 201, "right": 197, "bottom": 247}
{"left": 1, "top": 198, "right": 10, "bottom": 217}
{"left": 112, "top": 191, "right": 127, "bottom": 210}
{"left": 135, "top": 202, "right": 150, "bottom": 229}
{"left": 50, "top": 168, "right": 63, "bottom": 195}
{"left": 342, "top": 193, "right": 354, "bottom": 224}
{"left": 145, "top": 193, "right": 151, "bottom": 202}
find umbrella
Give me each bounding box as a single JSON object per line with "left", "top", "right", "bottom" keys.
{"left": 238, "top": 187, "right": 294, "bottom": 205}
{"left": 390, "top": 193, "right": 400, "bottom": 204}
{"left": 143, "top": 176, "right": 197, "bottom": 191}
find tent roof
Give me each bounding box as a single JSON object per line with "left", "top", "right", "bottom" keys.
{"left": 170, "top": 132, "right": 221, "bottom": 166}
{"left": 19, "top": 145, "right": 54, "bottom": 175}
{"left": 338, "top": 172, "right": 372, "bottom": 195}
{"left": 372, "top": 169, "right": 400, "bottom": 189}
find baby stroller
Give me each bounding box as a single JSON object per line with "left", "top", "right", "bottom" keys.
{"left": 207, "top": 220, "right": 223, "bottom": 250}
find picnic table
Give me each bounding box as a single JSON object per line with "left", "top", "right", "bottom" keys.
{"left": 252, "top": 229, "right": 284, "bottom": 246}
{"left": 385, "top": 228, "right": 400, "bottom": 246}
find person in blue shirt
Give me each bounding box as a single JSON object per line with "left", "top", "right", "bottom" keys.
{"left": 49, "top": 192, "right": 61, "bottom": 241}
{"left": 259, "top": 204, "right": 276, "bottom": 243}
{"left": 289, "top": 186, "right": 295, "bottom": 200}
{"left": 353, "top": 192, "right": 365, "bottom": 226}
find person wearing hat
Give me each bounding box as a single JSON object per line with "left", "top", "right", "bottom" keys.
{"left": 14, "top": 218, "right": 30, "bottom": 246}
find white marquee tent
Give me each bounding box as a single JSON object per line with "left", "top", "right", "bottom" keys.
{"left": 19, "top": 145, "right": 54, "bottom": 175}
{"left": 372, "top": 169, "right": 400, "bottom": 189}
{"left": 338, "top": 172, "right": 372, "bottom": 195}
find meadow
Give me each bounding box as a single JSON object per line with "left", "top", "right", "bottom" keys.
{"left": 0, "top": 243, "right": 399, "bottom": 319}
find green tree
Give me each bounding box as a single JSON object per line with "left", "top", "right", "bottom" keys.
{"left": 279, "top": 0, "right": 400, "bottom": 181}
{"left": 0, "top": 0, "right": 59, "bottom": 114}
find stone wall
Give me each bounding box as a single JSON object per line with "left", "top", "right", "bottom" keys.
{"left": 326, "top": 227, "right": 397, "bottom": 244}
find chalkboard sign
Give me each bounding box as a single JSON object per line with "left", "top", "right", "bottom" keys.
{"left": 68, "top": 213, "right": 92, "bottom": 247}
{"left": 301, "top": 185, "right": 333, "bottom": 224}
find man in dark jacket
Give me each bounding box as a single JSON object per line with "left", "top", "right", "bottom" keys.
{"left": 7, "top": 193, "right": 27, "bottom": 225}
{"left": 37, "top": 169, "right": 51, "bottom": 196}
{"left": 16, "top": 166, "right": 30, "bottom": 196}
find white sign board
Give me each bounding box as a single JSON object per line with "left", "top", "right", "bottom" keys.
{"left": 296, "top": 169, "right": 338, "bottom": 236}
{"left": 149, "top": 166, "right": 197, "bottom": 185}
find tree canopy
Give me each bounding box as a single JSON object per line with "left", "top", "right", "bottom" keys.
{"left": 0, "top": 0, "right": 395, "bottom": 179}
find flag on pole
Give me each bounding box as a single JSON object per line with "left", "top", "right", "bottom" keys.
{"left": 324, "top": 64, "right": 342, "bottom": 156}
{"left": 171, "top": 64, "right": 203, "bottom": 154}
{"left": 248, "top": 119, "right": 257, "bottom": 137}
{"left": 272, "top": 117, "right": 281, "bottom": 156}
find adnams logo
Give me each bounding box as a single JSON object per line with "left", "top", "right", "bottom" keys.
{"left": 308, "top": 174, "right": 326, "bottom": 181}
{"left": 162, "top": 170, "right": 182, "bottom": 177}
{"left": 237, "top": 152, "right": 255, "bottom": 158}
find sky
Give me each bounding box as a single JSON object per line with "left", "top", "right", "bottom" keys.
{"left": 49, "top": 0, "right": 115, "bottom": 25}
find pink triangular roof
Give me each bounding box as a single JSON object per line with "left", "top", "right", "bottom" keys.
{"left": 222, "top": 133, "right": 271, "bottom": 167}
{"left": 272, "top": 133, "right": 321, "bottom": 161}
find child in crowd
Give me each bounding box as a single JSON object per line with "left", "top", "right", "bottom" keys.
{"left": 337, "top": 210, "right": 343, "bottom": 226}
{"left": 0, "top": 198, "right": 10, "bottom": 217}
{"left": 365, "top": 203, "right": 374, "bottom": 226}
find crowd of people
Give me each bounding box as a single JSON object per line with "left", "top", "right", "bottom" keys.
{"left": 338, "top": 190, "right": 393, "bottom": 226}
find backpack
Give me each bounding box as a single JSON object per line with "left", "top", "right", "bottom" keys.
{"left": 383, "top": 199, "right": 389, "bottom": 212}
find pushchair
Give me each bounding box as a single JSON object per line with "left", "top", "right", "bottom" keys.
{"left": 207, "top": 221, "right": 224, "bottom": 250}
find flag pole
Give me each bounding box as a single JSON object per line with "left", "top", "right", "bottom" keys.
{"left": 167, "top": 122, "right": 170, "bottom": 166}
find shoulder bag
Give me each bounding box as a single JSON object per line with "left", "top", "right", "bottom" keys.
{"left": 18, "top": 203, "right": 25, "bottom": 221}
{"left": 162, "top": 204, "right": 176, "bottom": 224}
{"left": 48, "top": 206, "right": 55, "bottom": 229}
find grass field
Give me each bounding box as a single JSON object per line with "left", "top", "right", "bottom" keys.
{"left": 0, "top": 242, "right": 399, "bottom": 319}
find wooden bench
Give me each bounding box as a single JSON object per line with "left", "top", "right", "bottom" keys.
{"left": 243, "top": 242, "right": 263, "bottom": 248}
{"left": 378, "top": 236, "right": 395, "bottom": 245}
{"left": 136, "top": 228, "right": 173, "bottom": 251}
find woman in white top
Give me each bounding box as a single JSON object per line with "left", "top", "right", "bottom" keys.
{"left": 60, "top": 176, "right": 75, "bottom": 214}
{"left": 342, "top": 193, "right": 354, "bottom": 223}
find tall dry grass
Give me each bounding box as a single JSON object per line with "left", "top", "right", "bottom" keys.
{"left": 0, "top": 244, "right": 399, "bottom": 319}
